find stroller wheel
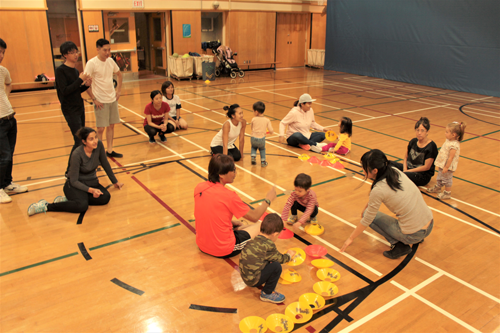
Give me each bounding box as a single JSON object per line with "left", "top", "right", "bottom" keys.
{"left": 215, "top": 69, "right": 221, "bottom": 77}
{"left": 230, "top": 71, "right": 237, "bottom": 79}
{"left": 238, "top": 70, "right": 245, "bottom": 78}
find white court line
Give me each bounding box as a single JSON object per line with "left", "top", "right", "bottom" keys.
{"left": 338, "top": 272, "right": 444, "bottom": 333}
{"left": 394, "top": 105, "right": 450, "bottom": 115}
{"left": 122, "top": 149, "right": 207, "bottom": 167}
{"left": 15, "top": 105, "right": 93, "bottom": 116}
{"left": 117, "top": 97, "right": 500, "bottom": 327}
{"left": 16, "top": 111, "right": 94, "bottom": 123}
{"left": 24, "top": 177, "right": 66, "bottom": 188}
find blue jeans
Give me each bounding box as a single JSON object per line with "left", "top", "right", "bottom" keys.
{"left": 369, "top": 212, "right": 433, "bottom": 245}
{"left": 0, "top": 116, "right": 17, "bottom": 188}
{"left": 287, "top": 132, "right": 325, "bottom": 147}
{"left": 251, "top": 137, "right": 266, "bottom": 161}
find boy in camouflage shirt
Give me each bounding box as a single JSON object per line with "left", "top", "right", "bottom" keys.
{"left": 239, "top": 213, "right": 296, "bottom": 303}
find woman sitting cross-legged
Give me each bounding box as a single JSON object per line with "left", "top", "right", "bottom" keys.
{"left": 27, "top": 127, "right": 124, "bottom": 216}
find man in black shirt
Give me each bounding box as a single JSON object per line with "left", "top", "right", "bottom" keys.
{"left": 55, "top": 41, "right": 91, "bottom": 174}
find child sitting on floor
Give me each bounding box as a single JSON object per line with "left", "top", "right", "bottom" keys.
{"left": 239, "top": 213, "right": 296, "bottom": 303}
{"left": 322, "top": 116, "right": 352, "bottom": 154}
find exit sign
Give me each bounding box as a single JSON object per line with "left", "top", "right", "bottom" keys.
{"left": 133, "top": 0, "right": 144, "bottom": 8}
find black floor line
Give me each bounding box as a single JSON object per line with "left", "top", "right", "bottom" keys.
{"left": 110, "top": 278, "right": 145, "bottom": 296}
{"left": 77, "top": 242, "right": 92, "bottom": 260}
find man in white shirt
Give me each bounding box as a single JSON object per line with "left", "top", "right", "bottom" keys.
{"left": 0, "top": 38, "right": 28, "bottom": 203}
{"left": 85, "top": 39, "right": 123, "bottom": 158}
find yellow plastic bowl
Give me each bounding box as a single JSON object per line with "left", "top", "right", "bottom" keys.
{"left": 304, "top": 223, "right": 325, "bottom": 236}
{"left": 239, "top": 316, "right": 267, "bottom": 333}
{"left": 313, "top": 281, "right": 339, "bottom": 297}
{"left": 286, "top": 248, "right": 306, "bottom": 266}
{"left": 285, "top": 301, "right": 313, "bottom": 324}
{"left": 311, "top": 259, "right": 335, "bottom": 269}
{"left": 326, "top": 130, "right": 338, "bottom": 142}
{"left": 316, "top": 268, "right": 341, "bottom": 282}
{"left": 265, "top": 313, "right": 294, "bottom": 333}
{"left": 281, "top": 268, "right": 302, "bottom": 283}
{"left": 299, "top": 293, "right": 326, "bottom": 311}
{"left": 278, "top": 277, "right": 293, "bottom": 285}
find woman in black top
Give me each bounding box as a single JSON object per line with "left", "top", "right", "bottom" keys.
{"left": 391, "top": 117, "right": 438, "bottom": 186}
{"left": 27, "top": 127, "right": 124, "bottom": 216}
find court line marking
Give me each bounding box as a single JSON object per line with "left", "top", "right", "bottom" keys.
{"left": 120, "top": 86, "right": 500, "bottom": 299}
{"left": 16, "top": 111, "right": 94, "bottom": 123}
{"left": 117, "top": 91, "right": 500, "bottom": 328}
{"left": 15, "top": 105, "right": 94, "bottom": 116}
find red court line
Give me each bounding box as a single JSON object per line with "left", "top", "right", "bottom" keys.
{"left": 109, "top": 158, "right": 240, "bottom": 271}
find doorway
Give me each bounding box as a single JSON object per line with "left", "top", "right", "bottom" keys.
{"left": 135, "top": 12, "right": 167, "bottom": 78}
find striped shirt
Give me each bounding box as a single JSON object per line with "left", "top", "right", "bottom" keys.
{"left": 281, "top": 189, "right": 319, "bottom": 225}
{"left": 0, "top": 66, "right": 14, "bottom": 117}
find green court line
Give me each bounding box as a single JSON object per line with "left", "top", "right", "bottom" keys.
{"left": 460, "top": 156, "right": 500, "bottom": 169}
{"left": 461, "top": 129, "right": 500, "bottom": 143}
{"left": 0, "top": 252, "right": 79, "bottom": 277}
{"left": 249, "top": 175, "right": 346, "bottom": 205}
{"left": 89, "top": 223, "right": 181, "bottom": 251}
{"left": 0, "top": 223, "right": 183, "bottom": 277}
{"left": 188, "top": 219, "right": 195, "bottom": 222}
{"left": 453, "top": 177, "right": 500, "bottom": 193}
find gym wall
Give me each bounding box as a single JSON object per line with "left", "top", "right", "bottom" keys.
{"left": 324, "top": 0, "right": 500, "bottom": 97}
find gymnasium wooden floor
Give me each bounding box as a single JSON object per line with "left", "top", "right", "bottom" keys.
{"left": 2, "top": 68, "right": 500, "bottom": 333}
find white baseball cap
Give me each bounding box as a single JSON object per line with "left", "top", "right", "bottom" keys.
{"left": 299, "top": 93, "right": 316, "bottom": 104}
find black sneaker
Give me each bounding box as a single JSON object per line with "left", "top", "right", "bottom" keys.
{"left": 106, "top": 151, "right": 123, "bottom": 158}
{"left": 383, "top": 242, "right": 412, "bottom": 259}
{"left": 251, "top": 158, "right": 256, "bottom": 165}
{"left": 159, "top": 134, "right": 167, "bottom": 142}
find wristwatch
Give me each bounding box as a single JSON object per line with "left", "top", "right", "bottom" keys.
{"left": 264, "top": 199, "right": 271, "bottom": 206}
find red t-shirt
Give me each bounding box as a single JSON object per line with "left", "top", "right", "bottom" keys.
{"left": 143, "top": 102, "right": 170, "bottom": 126}
{"left": 194, "top": 181, "right": 250, "bottom": 257}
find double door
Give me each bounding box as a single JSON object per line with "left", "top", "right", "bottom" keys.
{"left": 276, "top": 13, "right": 310, "bottom": 68}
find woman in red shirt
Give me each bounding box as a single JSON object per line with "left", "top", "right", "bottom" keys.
{"left": 143, "top": 90, "right": 175, "bottom": 143}
{"left": 194, "top": 154, "right": 277, "bottom": 258}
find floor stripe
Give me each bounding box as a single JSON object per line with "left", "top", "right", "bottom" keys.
{"left": 188, "top": 304, "right": 238, "bottom": 314}
{"left": 77, "top": 242, "right": 92, "bottom": 260}
{"left": 0, "top": 252, "right": 79, "bottom": 277}
{"left": 110, "top": 278, "right": 145, "bottom": 296}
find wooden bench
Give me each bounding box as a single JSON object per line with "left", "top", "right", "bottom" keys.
{"left": 242, "top": 62, "right": 281, "bottom": 71}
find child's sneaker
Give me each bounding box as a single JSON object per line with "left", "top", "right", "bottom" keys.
{"left": 310, "top": 145, "right": 322, "bottom": 153}
{"left": 251, "top": 157, "right": 256, "bottom": 165}
{"left": 286, "top": 215, "right": 298, "bottom": 225}
{"left": 427, "top": 184, "right": 442, "bottom": 193}
{"left": 149, "top": 138, "right": 156, "bottom": 143}
{"left": 261, "top": 161, "right": 268, "bottom": 167}
{"left": 159, "top": 134, "right": 167, "bottom": 142}
{"left": 299, "top": 144, "right": 311, "bottom": 151}
{"left": 54, "top": 196, "right": 68, "bottom": 203}
{"left": 308, "top": 216, "right": 318, "bottom": 224}
{"left": 0, "top": 189, "right": 12, "bottom": 203}
{"left": 437, "top": 190, "right": 451, "bottom": 200}
{"left": 27, "top": 199, "right": 48, "bottom": 216}
{"left": 4, "top": 182, "right": 28, "bottom": 194}
{"left": 260, "top": 290, "right": 285, "bottom": 303}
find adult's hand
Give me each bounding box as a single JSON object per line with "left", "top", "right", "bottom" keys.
{"left": 340, "top": 238, "right": 353, "bottom": 253}
{"left": 116, "top": 91, "right": 121, "bottom": 101}
{"left": 160, "top": 124, "right": 167, "bottom": 132}
{"left": 79, "top": 72, "right": 89, "bottom": 81}
{"left": 114, "top": 182, "right": 124, "bottom": 190}
{"left": 94, "top": 100, "right": 104, "bottom": 110}
{"left": 279, "top": 136, "right": 286, "bottom": 144}
{"left": 84, "top": 78, "right": 92, "bottom": 87}
{"left": 89, "top": 187, "right": 103, "bottom": 198}
{"left": 176, "top": 120, "right": 180, "bottom": 129}
{"left": 266, "top": 186, "right": 277, "bottom": 203}
{"left": 232, "top": 220, "right": 244, "bottom": 228}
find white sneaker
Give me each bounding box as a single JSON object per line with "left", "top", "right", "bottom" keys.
{"left": 53, "top": 196, "right": 68, "bottom": 203}
{"left": 310, "top": 145, "right": 322, "bottom": 153}
{"left": 0, "top": 189, "right": 12, "bottom": 203}
{"left": 316, "top": 143, "right": 327, "bottom": 148}
{"left": 4, "top": 182, "right": 28, "bottom": 194}
{"left": 27, "top": 199, "right": 48, "bottom": 216}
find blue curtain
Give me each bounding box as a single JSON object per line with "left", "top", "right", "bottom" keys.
{"left": 325, "top": 0, "right": 500, "bottom": 97}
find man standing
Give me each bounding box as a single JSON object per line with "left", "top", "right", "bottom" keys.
{"left": 85, "top": 39, "right": 123, "bottom": 158}
{"left": 0, "top": 38, "right": 28, "bottom": 203}
{"left": 55, "top": 41, "right": 92, "bottom": 174}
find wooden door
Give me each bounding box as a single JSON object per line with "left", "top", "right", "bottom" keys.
{"left": 148, "top": 13, "right": 166, "bottom": 74}
{"left": 276, "top": 13, "right": 291, "bottom": 68}
{"left": 276, "top": 13, "right": 309, "bottom": 68}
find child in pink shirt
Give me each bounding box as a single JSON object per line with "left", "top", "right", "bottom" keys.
{"left": 250, "top": 101, "right": 274, "bottom": 167}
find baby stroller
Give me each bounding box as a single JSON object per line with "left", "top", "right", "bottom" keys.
{"left": 208, "top": 41, "right": 245, "bottom": 79}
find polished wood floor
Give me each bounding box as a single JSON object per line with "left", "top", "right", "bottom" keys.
{"left": 2, "top": 68, "right": 500, "bottom": 333}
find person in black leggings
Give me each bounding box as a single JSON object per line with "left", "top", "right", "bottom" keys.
{"left": 27, "top": 127, "right": 124, "bottom": 216}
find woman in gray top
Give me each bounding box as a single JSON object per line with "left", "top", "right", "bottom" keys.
{"left": 28, "top": 127, "right": 124, "bottom": 216}
{"left": 340, "top": 149, "right": 433, "bottom": 259}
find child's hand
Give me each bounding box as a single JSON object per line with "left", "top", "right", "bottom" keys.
{"left": 292, "top": 222, "right": 302, "bottom": 231}
{"left": 443, "top": 167, "right": 449, "bottom": 173}
{"left": 287, "top": 250, "right": 296, "bottom": 258}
